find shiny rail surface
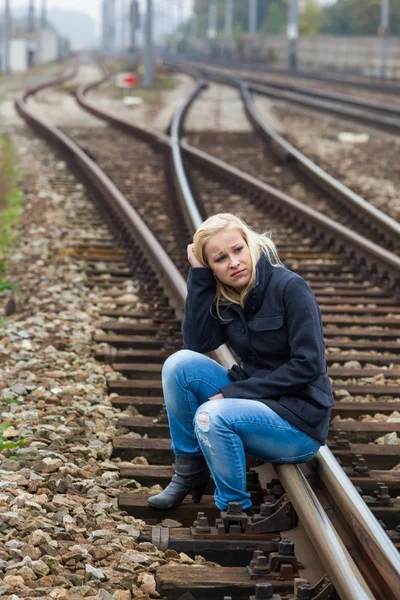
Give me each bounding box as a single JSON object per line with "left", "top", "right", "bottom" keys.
{"left": 15, "top": 64, "right": 400, "bottom": 599}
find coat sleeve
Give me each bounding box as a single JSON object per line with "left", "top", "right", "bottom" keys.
{"left": 220, "top": 276, "right": 326, "bottom": 399}
{"left": 182, "top": 267, "right": 226, "bottom": 353}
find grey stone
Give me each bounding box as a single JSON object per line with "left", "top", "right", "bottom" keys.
{"left": 10, "top": 384, "right": 28, "bottom": 396}
{"left": 85, "top": 564, "right": 106, "bottom": 581}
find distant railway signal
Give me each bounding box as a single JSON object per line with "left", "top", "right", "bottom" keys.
{"left": 116, "top": 73, "right": 137, "bottom": 88}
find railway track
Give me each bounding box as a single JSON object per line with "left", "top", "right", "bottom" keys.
{"left": 180, "top": 56, "right": 400, "bottom": 101}
{"left": 169, "top": 64, "right": 400, "bottom": 257}
{"left": 14, "top": 63, "right": 400, "bottom": 599}
{"left": 176, "top": 60, "right": 400, "bottom": 135}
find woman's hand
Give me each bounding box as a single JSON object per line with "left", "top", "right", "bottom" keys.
{"left": 209, "top": 393, "right": 224, "bottom": 401}
{"left": 187, "top": 243, "right": 204, "bottom": 268}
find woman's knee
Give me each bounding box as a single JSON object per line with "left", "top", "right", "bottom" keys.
{"left": 162, "top": 349, "right": 198, "bottom": 381}
{"left": 194, "top": 400, "right": 230, "bottom": 433}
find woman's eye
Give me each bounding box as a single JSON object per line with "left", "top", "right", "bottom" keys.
{"left": 215, "top": 256, "right": 226, "bottom": 263}
{"left": 235, "top": 246, "right": 243, "bottom": 253}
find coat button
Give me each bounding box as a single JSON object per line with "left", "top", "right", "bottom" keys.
{"left": 241, "top": 327, "right": 247, "bottom": 333}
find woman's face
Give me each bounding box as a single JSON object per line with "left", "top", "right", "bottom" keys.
{"left": 205, "top": 228, "right": 252, "bottom": 291}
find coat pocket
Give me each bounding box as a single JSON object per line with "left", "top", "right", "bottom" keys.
{"left": 279, "top": 395, "right": 330, "bottom": 429}
{"left": 250, "top": 314, "right": 284, "bottom": 331}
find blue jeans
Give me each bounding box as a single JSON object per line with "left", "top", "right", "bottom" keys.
{"left": 162, "top": 350, "right": 320, "bottom": 510}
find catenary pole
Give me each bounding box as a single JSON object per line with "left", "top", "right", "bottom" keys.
{"left": 28, "top": 0, "right": 35, "bottom": 33}
{"left": 143, "top": 0, "right": 153, "bottom": 87}
{"left": 380, "top": 0, "right": 390, "bottom": 78}
{"left": 3, "top": 0, "right": 10, "bottom": 74}
{"left": 130, "top": 0, "right": 137, "bottom": 56}
{"left": 102, "top": 0, "right": 115, "bottom": 55}
{"left": 190, "top": 0, "right": 198, "bottom": 57}
{"left": 287, "top": 0, "right": 299, "bottom": 72}
{"left": 224, "top": 0, "right": 233, "bottom": 39}
{"left": 191, "top": 0, "right": 198, "bottom": 41}
{"left": 41, "top": 0, "right": 46, "bottom": 27}
{"left": 208, "top": 0, "right": 217, "bottom": 39}
{"left": 249, "top": 0, "right": 257, "bottom": 36}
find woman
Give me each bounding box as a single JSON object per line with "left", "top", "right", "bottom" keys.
{"left": 148, "top": 213, "right": 334, "bottom": 512}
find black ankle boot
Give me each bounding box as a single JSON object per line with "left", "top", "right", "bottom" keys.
{"left": 147, "top": 455, "right": 209, "bottom": 510}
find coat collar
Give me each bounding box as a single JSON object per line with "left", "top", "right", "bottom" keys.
{"left": 244, "top": 253, "right": 275, "bottom": 313}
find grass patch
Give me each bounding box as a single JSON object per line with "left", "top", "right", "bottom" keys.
{"left": 0, "top": 134, "right": 23, "bottom": 290}
{"left": 0, "top": 423, "right": 25, "bottom": 454}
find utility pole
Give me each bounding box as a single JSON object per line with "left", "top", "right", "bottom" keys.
{"left": 102, "top": 0, "right": 115, "bottom": 55}
{"left": 208, "top": 0, "right": 217, "bottom": 39}
{"left": 287, "top": 0, "right": 299, "bottom": 72}
{"left": 121, "top": 0, "right": 129, "bottom": 51}
{"left": 41, "top": 0, "right": 46, "bottom": 28}
{"left": 249, "top": 0, "right": 257, "bottom": 36}
{"left": 224, "top": 0, "right": 233, "bottom": 39}
{"left": 130, "top": 0, "right": 138, "bottom": 56}
{"left": 28, "top": 0, "right": 35, "bottom": 33}
{"left": 380, "top": 0, "right": 390, "bottom": 78}
{"left": 208, "top": 0, "right": 217, "bottom": 55}
{"left": 191, "top": 0, "right": 198, "bottom": 42}
{"left": 143, "top": 0, "right": 153, "bottom": 88}
{"left": 3, "top": 0, "right": 10, "bottom": 74}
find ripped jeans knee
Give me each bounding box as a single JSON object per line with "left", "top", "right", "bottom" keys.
{"left": 194, "top": 409, "right": 212, "bottom": 448}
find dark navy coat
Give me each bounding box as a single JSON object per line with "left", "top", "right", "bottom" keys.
{"left": 182, "top": 254, "right": 334, "bottom": 444}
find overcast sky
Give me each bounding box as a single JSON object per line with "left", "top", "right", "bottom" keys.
{"left": 11, "top": 0, "right": 194, "bottom": 25}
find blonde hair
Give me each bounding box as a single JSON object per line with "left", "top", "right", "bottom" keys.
{"left": 193, "top": 213, "right": 283, "bottom": 315}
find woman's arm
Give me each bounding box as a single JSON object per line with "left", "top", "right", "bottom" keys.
{"left": 219, "top": 276, "right": 326, "bottom": 399}
{"left": 182, "top": 267, "right": 226, "bottom": 353}
{"left": 182, "top": 244, "right": 226, "bottom": 353}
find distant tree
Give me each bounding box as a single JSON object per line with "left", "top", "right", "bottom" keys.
{"left": 261, "top": 2, "right": 288, "bottom": 34}
{"left": 322, "top": 0, "right": 400, "bottom": 35}
{"left": 299, "top": 1, "right": 327, "bottom": 35}
{"left": 193, "top": 0, "right": 288, "bottom": 38}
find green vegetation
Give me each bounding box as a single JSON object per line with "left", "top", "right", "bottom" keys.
{"left": 0, "top": 423, "right": 25, "bottom": 454}
{"left": 0, "top": 134, "right": 23, "bottom": 291}
{"left": 184, "top": 0, "right": 400, "bottom": 38}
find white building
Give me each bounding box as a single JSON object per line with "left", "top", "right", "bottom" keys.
{"left": 36, "top": 29, "right": 59, "bottom": 64}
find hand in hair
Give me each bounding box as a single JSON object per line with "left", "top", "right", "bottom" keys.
{"left": 187, "top": 243, "right": 204, "bottom": 268}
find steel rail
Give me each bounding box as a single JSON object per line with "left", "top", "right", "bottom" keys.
{"left": 238, "top": 82, "right": 400, "bottom": 248}
{"left": 315, "top": 446, "right": 400, "bottom": 600}
{"left": 173, "top": 77, "right": 400, "bottom": 600}
{"left": 15, "top": 80, "right": 186, "bottom": 320}
{"left": 181, "top": 141, "right": 400, "bottom": 292}
{"left": 75, "top": 67, "right": 400, "bottom": 295}
{"left": 178, "top": 61, "right": 400, "bottom": 134}
{"left": 247, "top": 80, "right": 400, "bottom": 133}
{"left": 21, "top": 65, "right": 399, "bottom": 598}
{"left": 166, "top": 62, "right": 400, "bottom": 254}
{"left": 178, "top": 55, "right": 400, "bottom": 95}
{"left": 169, "top": 78, "right": 206, "bottom": 233}
{"left": 182, "top": 60, "right": 400, "bottom": 116}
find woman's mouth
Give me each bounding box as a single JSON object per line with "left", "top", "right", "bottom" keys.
{"left": 232, "top": 269, "right": 246, "bottom": 278}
